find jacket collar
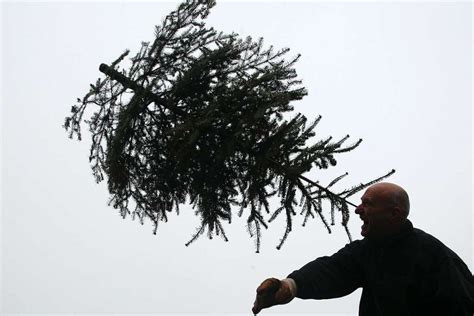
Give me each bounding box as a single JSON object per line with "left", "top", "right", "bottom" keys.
{"left": 366, "top": 219, "right": 414, "bottom": 247}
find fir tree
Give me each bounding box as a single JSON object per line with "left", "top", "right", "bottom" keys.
{"left": 64, "top": 0, "right": 394, "bottom": 252}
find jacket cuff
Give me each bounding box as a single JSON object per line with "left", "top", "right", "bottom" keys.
{"left": 281, "top": 278, "right": 297, "bottom": 298}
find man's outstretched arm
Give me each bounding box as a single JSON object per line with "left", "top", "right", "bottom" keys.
{"left": 251, "top": 240, "right": 365, "bottom": 314}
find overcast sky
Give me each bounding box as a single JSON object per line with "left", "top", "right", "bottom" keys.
{"left": 1, "top": 1, "right": 472, "bottom": 315}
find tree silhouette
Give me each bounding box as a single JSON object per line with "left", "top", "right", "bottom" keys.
{"left": 64, "top": 0, "right": 394, "bottom": 252}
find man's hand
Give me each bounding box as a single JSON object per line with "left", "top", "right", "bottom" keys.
{"left": 252, "top": 278, "right": 294, "bottom": 314}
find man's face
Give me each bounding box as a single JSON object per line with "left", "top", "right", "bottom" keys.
{"left": 354, "top": 186, "right": 393, "bottom": 239}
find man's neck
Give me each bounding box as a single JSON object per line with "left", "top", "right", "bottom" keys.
{"left": 368, "top": 219, "right": 411, "bottom": 244}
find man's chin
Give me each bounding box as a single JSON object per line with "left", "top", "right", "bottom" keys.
{"left": 361, "top": 224, "right": 369, "bottom": 237}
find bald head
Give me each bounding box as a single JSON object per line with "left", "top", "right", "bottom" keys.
{"left": 369, "top": 182, "right": 410, "bottom": 218}
{"left": 355, "top": 183, "right": 410, "bottom": 239}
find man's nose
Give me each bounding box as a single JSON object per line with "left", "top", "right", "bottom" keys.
{"left": 355, "top": 205, "right": 362, "bottom": 214}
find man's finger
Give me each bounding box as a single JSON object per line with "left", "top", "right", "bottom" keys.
{"left": 252, "top": 303, "right": 260, "bottom": 315}
{"left": 252, "top": 292, "right": 267, "bottom": 313}
{"left": 252, "top": 296, "right": 265, "bottom": 314}
{"left": 252, "top": 296, "right": 263, "bottom": 315}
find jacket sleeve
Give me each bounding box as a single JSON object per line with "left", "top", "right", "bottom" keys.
{"left": 287, "top": 240, "right": 365, "bottom": 300}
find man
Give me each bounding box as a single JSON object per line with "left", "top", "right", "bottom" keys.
{"left": 252, "top": 183, "right": 474, "bottom": 316}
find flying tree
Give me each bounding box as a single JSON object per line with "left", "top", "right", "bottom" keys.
{"left": 64, "top": 0, "right": 394, "bottom": 252}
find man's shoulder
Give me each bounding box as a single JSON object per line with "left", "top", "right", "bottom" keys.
{"left": 412, "top": 227, "right": 464, "bottom": 263}
{"left": 412, "top": 227, "right": 442, "bottom": 245}
{"left": 412, "top": 226, "right": 474, "bottom": 290}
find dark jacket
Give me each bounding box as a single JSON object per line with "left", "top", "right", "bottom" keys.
{"left": 287, "top": 220, "right": 474, "bottom": 316}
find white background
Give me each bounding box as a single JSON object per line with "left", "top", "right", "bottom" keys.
{"left": 1, "top": 1, "right": 472, "bottom": 315}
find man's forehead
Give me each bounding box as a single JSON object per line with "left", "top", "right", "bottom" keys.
{"left": 362, "top": 185, "right": 386, "bottom": 200}
{"left": 361, "top": 190, "right": 375, "bottom": 200}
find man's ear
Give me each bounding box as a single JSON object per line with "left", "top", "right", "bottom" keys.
{"left": 391, "top": 206, "right": 403, "bottom": 221}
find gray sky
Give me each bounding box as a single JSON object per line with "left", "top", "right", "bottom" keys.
{"left": 1, "top": 1, "right": 472, "bottom": 315}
